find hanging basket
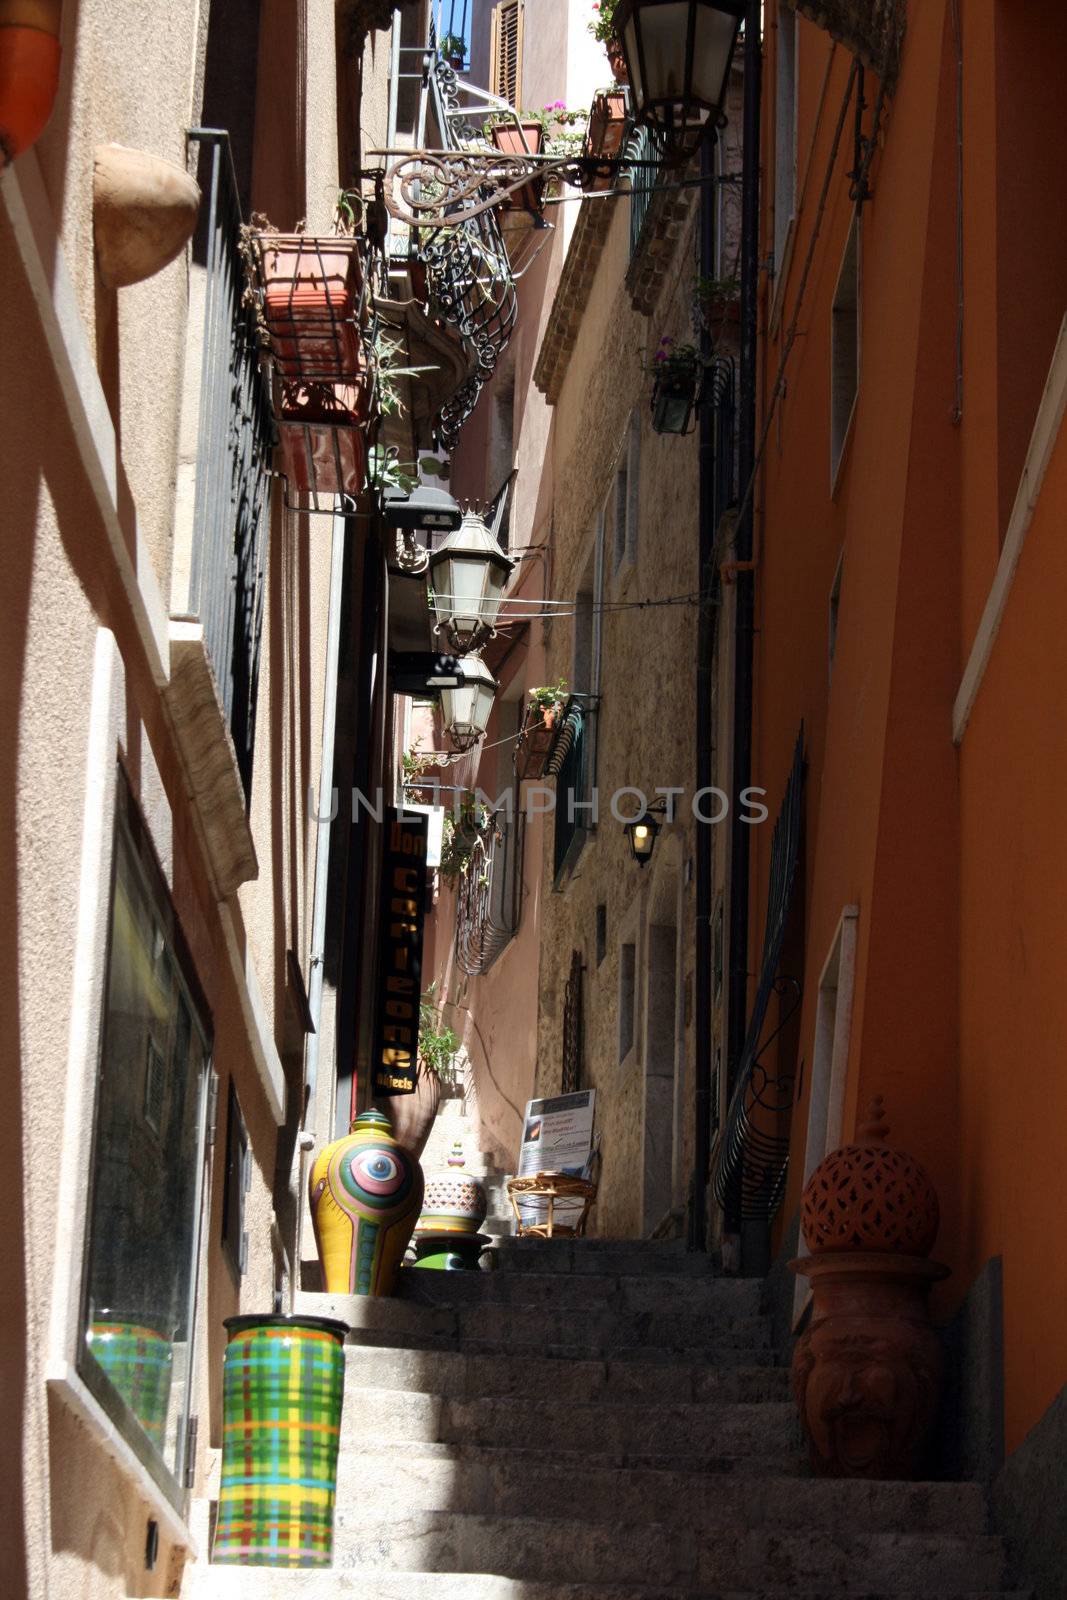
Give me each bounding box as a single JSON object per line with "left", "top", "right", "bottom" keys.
{"left": 253, "top": 233, "right": 366, "bottom": 384}
{"left": 489, "top": 120, "right": 545, "bottom": 213}
{"left": 277, "top": 380, "right": 368, "bottom": 501}
{"left": 651, "top": 371, "right": 699, "bottom": 436}
{"left": 581, "top": 89, "right": 629, "bottom": 192}
{"left": 515, "top": 700, "right": 563, "bottom": 781}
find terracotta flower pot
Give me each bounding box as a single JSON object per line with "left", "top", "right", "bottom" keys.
{"left": 257, "top": 233, "right": 365, "bottom": 382}
{"left": 277, "top": 381, "right": 368, "bottom": 497}
{"left": 0, "top": 1, "right": 62, "bottom": 170}
{"left": 790, "top": 1251, "right": 947, "bottom": 1479}
{"left": 789, "top": 1097, "right": 948, "bottom": 1480}
{"left": 489, "top": 120, "right": 545, "bottom": 213}
{"left": 374, "top": 1059, "right": 441, "bottom": 1163}
{"left": 583, "top": 88, "right": 628, "bottom": 192}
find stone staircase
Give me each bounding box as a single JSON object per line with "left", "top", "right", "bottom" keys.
{"left": 186, "top": 1236, "right": 1025, "bottom": 1599}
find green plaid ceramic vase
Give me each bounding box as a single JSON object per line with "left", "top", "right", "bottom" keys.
{"left": 212, "top": 1315, "right": 348, "bottom": 1568}
{"left": 86, "top": 1317, "right": 173, "bottom": 1450}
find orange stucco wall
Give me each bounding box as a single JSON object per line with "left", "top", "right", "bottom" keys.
{"left": 755, "top": 0, "right": 1067, "bottom": 1455}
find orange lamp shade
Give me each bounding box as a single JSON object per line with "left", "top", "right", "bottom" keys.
{"left": 0, "top": 2, "right": 63, "bottom": 169}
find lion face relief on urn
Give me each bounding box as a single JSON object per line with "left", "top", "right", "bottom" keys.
{"left": 789, "top": 1097, "right": 948, "bottom": 1480}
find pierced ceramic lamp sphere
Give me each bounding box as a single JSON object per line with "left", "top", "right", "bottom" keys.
{"left": 800, "top": 1096, "right": 939, "bottom": 1257}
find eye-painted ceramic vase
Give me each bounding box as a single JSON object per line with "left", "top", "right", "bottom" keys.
{"left": 308, "top": 1108, "right": 424, "bottom": 1295}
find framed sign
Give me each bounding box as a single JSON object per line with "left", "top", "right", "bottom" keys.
{"left": 371, "top": 808, "right": 428, "bottom": 1097}
{"left": 517, "top": 1089, "right": 596, "bottom": 1177}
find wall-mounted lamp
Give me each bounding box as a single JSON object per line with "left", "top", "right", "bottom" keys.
{"left": 427, "top": 508, "right": 515, "bottom": 653}
{"left": 614, "top": 0, "right": 744, "bottom": 163}
{"left": 624, "top": 800, "right": 669, "bottom": 866}
{"left": 438, "top": 652, "right": 497, "bottom": 749}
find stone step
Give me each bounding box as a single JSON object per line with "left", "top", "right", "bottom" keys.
{"left": 346, "top": 1345, "right": 789, "bottom": 1403}
{"left": 295, "top": 1290, "right": 774, "bottom": 1358}
{"left": 332, "top": 1435, "right": 809, "bottom": 1478}
{"left": 339, "top": 1389, "right": 803, "bottom": 1457}
{"left": 394, "top": 1265, "right": 763, "bottom": 1315}
{"left": 334, "top": 1448, "right": 989, "bottom": 1536}
{"left": 187, "top": 1573, "right": 1027, "bottom": 1600}
{"left": 325, "top": 1512, "right": 1006, "bottom": 1591}
{"left": 493, "top": 1240, "right": 730, "bottom": 1277}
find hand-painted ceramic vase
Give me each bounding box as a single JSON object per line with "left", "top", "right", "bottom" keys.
{"left": 309, "top": 1108, "right": 424, "bottom": 1295}
{"left": 85, "top": 1315, "right": 173, "bottom": 1450}
{"left": 212, "top": 1315, "right": 348, "bottom": 1567}
{"left": 415, "top": 1169, "right": 488, "bottom": 1236}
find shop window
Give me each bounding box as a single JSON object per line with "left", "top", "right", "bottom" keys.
{"left": 78, "top": 775, "right": 213, "bottom": 1492}
{"left": 830, "top": 216, "right": 860, "bottom": 487}
{"left": 490, "top": 0, "right": 523, "bottom": 107}
{"left": 222, "top": 1080, "right": 251, "bottom": 1280}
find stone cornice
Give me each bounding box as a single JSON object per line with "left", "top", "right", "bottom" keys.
{"left": 532, "top": 197, "right": 616, "bottom": 406}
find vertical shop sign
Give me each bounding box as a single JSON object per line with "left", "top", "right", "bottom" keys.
{"left": 371, "top": 807, "right": 428, "bottom": 1096}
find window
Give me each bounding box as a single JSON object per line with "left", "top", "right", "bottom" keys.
{"left": 596, "top": 903, "right": 607, "bottom": 966}
{"left": 490, "top": 0, "right": 523, "bottom": 107}
{"left": 774, "top": 2, "right": 798, "bottom": 275}
{"left": 79, "top": 775, "right": 212, "bottom": 1492}
{"left": 611, "top": 412, "right": 641, "bottom": 574}
{"left": 619, "top": 941, "right": 636, "bottom": 1060}
{"left": 830, "top": 217, "right": 860, "bottom": 485}
{"left": 222, "top": 1079, "right": 250, "bottom": 1280}
{"left": 553, "top": 524, "right": 604, "bottom": 884}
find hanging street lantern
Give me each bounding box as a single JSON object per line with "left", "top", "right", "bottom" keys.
{"left": 624, "top": 805, "right": 665, "bottom": 866}
{"left": 438, "top": 652, "right": 497, "bottom": 749}
{"left": 426, "top": 507, "right": 515, "bottom": 653}
{"left": 381, "top": 483, "right": 463, "bottom": 533}
{"left": 614, "top": 0, "right": 744, "bottom": 162}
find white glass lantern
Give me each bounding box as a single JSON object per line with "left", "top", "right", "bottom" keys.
{"left": 426, "top": 508, "right": 515, "bottom": 652}
{"left": 439, "top": 653, "right": 497, "bottom": 746}
{"left": 615, "top": 0, "right": 743, "bottom": 156}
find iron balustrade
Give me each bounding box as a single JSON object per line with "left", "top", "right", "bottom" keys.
{"left": 550, "top": 706, "right": 589, "bottom": 885}
{"left": 628, "top": 125, "right": 666, "bottom": 258}
{"left": 454, "top": 808, "right": 524, "bottom": 975}
{"left": 712, "top": 725, "right": 805, "bottom": 1224}
{"left": 186, "top": 129, "right": 274, "bottom": 802}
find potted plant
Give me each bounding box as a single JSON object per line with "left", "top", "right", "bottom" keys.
{"left": 485, "top": 112, "right": 546, "bottom": 213}
{"left": 696, "top": 272, "right": 741, "bottom": 338}
{"left": 582, "top": 86, "right": 629, "bottom": 192}
{"left": 375, "top": 987, "right": 459, "bottom": 1159}
{"left": 515, "top": 679, "right": 569, "bottom": 781}
{"left": 588, "top": 0, "right": 627, "bottom": 83}
{"left": 647, "top": 335, "right": 706, "bottom": 436}
{"left": 247, "top": 226, "right": 366, "bottom": 383}
{"left": 437, "top": 31, "right": 466, "bottom": 69}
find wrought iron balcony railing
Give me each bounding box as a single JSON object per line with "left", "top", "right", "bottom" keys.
{"left": 186, "top": 129, "right": 274, "bottom": 801}
{"left": 455, "top": 806, "right": 524, "bottom": 975}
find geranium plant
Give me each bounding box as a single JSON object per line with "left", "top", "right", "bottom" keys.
{"left": 588, "top": 0, "right": 620, "bottom": 44}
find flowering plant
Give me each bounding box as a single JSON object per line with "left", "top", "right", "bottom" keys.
{"left": 646, "top": 334, "right": 705, "bottom": 386}
{"left": 588, "top": 0, "right": 620, "bottom": 44}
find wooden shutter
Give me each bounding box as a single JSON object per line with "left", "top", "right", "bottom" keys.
{"left": 490, "top": 0, "right": 523, "bottom": 108}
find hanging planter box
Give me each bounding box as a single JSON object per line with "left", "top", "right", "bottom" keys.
{"left": 254, "top": 233, "right": 366, "bottom": 383}
{"left": 582, "top": 89, "right": 629, "bottom": 192}
{"left": 651, "top": 371, "right": 700, "bottom": 436}
{"left": 277, "top": 381, "right": 368, "bottom": 500}
{"left": 515, "top": 699, "right": 564, "bottom": 782}
{"left": 489, "top": 120, "right": 545, "bottom": 214}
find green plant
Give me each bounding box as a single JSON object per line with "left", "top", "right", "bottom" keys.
{"left": 368, "top": 444, "right": 418, "bottom": 494}
{"left": 588, "top": 0, "right": 620, "bottom": 45}
{"left": 528, "top": 677, "right": 569, "bottom": 712}
{"left": 437, "top": 31, "right": 466, "bottom": 60}
{"left": 373, "top": 329, "right": 438, "bottom": 418}
{"left": 438, "top": 795, "right": 491, "bottom": 883}
{"left": 418, "top": 988, "right": 461, "bottom": 1084}
{"left": 646, "top": 335, "right": 705, "bottom": 384}
{"left": 695, "top": 273, "right": 741, "bottom": 305}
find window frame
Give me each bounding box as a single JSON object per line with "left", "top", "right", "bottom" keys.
{"left": 76, "top": 765, "right": 214, "bottom": 1509}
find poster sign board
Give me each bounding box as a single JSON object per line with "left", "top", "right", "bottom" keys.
{"left": 371, "top": 808, "right": 428, "bottom": 1097}
{"left": 517, "top": 1090, "right": 596, "bottom": 1177}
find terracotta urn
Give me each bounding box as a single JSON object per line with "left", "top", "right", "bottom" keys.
{"left": 373, "top": 1058, "right": 442, "bottom": 1163}
{"left": 308, "top": 1108, "right": 423, "bottom": 1295}
{"left": 789, "top": 1097, "right": 948, "bottom": 1479}
{"left": 0, "top": 0, "right": 62, "bottom": 170}
{"left": 92, "top": 144, "right": 201, "bottom": 288}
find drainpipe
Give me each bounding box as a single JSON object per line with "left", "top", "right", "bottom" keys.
{"left": 725, "top": 1, "right": 762, "bottom": 1257}
{"left": 691, "top": 134, "right": 717, "bottom": 1253}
